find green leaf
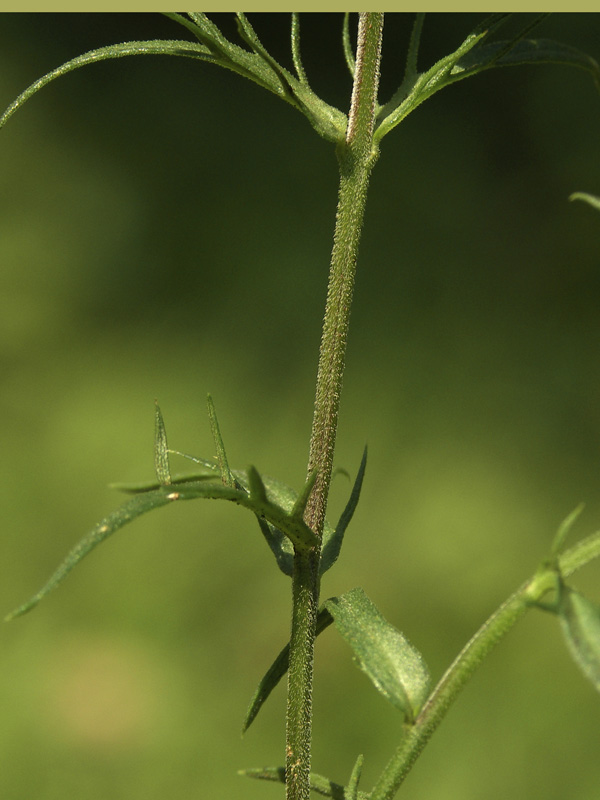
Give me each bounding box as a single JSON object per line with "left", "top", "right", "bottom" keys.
{"left": 558, "top": 585, "right": 600, "bottom": 692}
{"left": 291, "top": 469, "right": 318, "bottom": 520}
{"left": 240, "top": 766, "right": 370, "bottom": 800}
{"left": 6, "top": 465, "right": 321, "bottom": 620}
{"left": 403, "top": 13, "right": 425, "bottom": 83}
{"left": 5, "top": 487, "right": 183, "bottom": 620}
{"left": 452, "top": 37, "right": 600, "bottom": 87}
{"left": 342, "top": 13, "right": 356, "bottom": 77}
{"left": 375, "top": 13, "right": 600, "bottom": 142}
{"left": 154, "top": 401, "right": 171, "bottom": 486}
{"left": 253, "top": 516, "right": 294, "bottom": 577}
{"left": 206, "top": 394, "right": 235, "bottom": 488}
{"left": 242, "top": 607, "right": 333, "bottom": 733}
{"left": 291, "top": 13, "right": 309, "bottom": 86}
{"left": 320, "top": 447, "right": 367, "bottom": 575}
{"left": 570, "top": 192, "right": 600, "bottom": 213}
{"left": 248, "top": 465, "right": 268, "bottom": 505}
{"left": 0, "top": 39, "right": 220, "bottom": 131}
{"left": 375, "top": 22, "right": 490, "bottom": 140}
{"left": 324, "top": 588, "right": 431, "bottom": 722}
{"left": 346, "top": 754, "right": 364, "bottom": 800}
{"left": 0, "top": 15, "right": 346, "bottom": 145}
{"left": 551, "top": 503, "right": 585, "bottom": 558}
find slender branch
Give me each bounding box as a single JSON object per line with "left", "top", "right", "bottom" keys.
{"left": 291, "top": 13, "right": 308, "bottom": 85}
{"left": 285, "top": 13, "right": 384, "bottom": 800}
{"left": 369, "top": 532, "right": 600, "bottom": 800}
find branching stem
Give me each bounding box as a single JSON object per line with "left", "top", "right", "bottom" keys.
{"left": 368, "top": 533, "right": 600, "bottom": 799}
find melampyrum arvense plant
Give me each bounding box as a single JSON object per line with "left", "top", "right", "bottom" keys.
{"left": 4, "top": 13, "right": 600, "bottom": 800}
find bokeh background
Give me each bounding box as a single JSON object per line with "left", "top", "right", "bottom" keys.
{"left": 1, "top": 12, "right": 599, "bottom": 800}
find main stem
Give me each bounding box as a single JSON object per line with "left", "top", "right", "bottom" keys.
{"left": 285, "top": 13, "right": 384, "bottom": 800}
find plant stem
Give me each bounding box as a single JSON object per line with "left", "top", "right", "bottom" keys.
{"left": 368, "top": 533, "right": 600, "bottom": 800}
{"left": 306, "top": 11, "right": 383, "bottom": 537}
{"left": 285, "top": 13, "right": 384, "bottom": 800}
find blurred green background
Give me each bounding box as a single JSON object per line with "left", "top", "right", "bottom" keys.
{"left": 1, "top": 12, "right": 599, "bottom": 800}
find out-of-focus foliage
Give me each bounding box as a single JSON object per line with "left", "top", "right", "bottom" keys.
{"left": 1, "top": 13, "right": 599, "bottom": 800}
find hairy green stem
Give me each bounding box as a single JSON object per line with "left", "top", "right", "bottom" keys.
{"left": 369, "top": 532, "right": 600, "bottom": 800}
{"left": 285, "top": 13, "right": 384, "bottom": 800}
{"left": 305, "top": 11, "right": 383, "bottom": 536}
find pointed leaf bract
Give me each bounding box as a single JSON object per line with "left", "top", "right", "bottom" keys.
{"left": 242, "top": 607, "right": 333, "bottom": 733}
{"left": 320, "top": 447, "right": 367, "bottom": 575}
{"left": 154, "top": 402, "right": 172, "bottom": 485}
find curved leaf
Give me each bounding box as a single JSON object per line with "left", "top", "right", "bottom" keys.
{"left": 242, "top": 607, "right": 333, "bottom": 733}
{"left": 5, "top": 487, "right": 180, "bottom": 620}
{"left": 320, "top": 447, "right": 367, "bottom": 575}
{"left": 551, "top": 503, "right": 585, "bottom": 558}
{"left": 558, "top": 585, "right": 600, "bottom": 692}
{"left": 1, "top": 15, "right": 347, "bottom": 144}
{"left": 6, "top": 468, "right": 320, "bottom": 620}
{"left": 375, "top": 13, "right": 599, "bottom": 142}
{"left": 346, "top": 754, "right": 364, "bottom": 800}
{"left": 324, "top": 588, "right": 431, "bottom": 722}
{"left": 375, "top": 25, "right": 488, "bottom": 140}
{"left": 453, "top": 37, "right": 600, "bottom": 86}
{"left": 570, "top": 192, "right": 600, "bottom": 213}
{"left": 0, "top": 40, "right": 216, "bottom": 131}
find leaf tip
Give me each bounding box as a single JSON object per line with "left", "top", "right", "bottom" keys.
{"left": 154, "top": 400, "right": 172, "bottom": 486}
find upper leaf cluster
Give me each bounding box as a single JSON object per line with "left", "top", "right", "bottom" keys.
{"left": 1, "top": 13, "right": 598, "bottom": 153}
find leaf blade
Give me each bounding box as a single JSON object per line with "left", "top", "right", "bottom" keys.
{"left": 206, "top": 394, "right": 235, "bottom": 488}
{"left": 570, "top": 192, "right": 600, "bottom": 213}
{"left": 320, "top": 447, "right": 367, "bottom": 575}
{"left": 242, "top": 607, "right": 333, "bottom": 732}
{"left": 5, "top": 487, "right": 180, "bottom": 620}
{"left": 154, "top": 401, "right": 172, "bottom": 485}
{"left": 558, "top": 586, "right": 600, "bottom": 692}
{"left": 0, "top": 39, "right": 219, "bottom": 131}
{"left": 6, "top": 465, "right": 321, "bottom": 620}
{"left": 324, "top": 588, "right": 431, "bottom": 722}
{"left": 452, "top": 37, "right": 600, "bottom": 86}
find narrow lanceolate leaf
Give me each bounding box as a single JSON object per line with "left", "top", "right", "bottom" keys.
{"left": 346, "top": 754, "right": 364, "bottom": 800}
{"left": 206, "top": 394, "right": 235, "bottom": 488}
{"left": 375, "top": 13, "right": 599, "bottom": 142}
{"left": 375, "top": 25, "right": 489, "bottom": 140}
{"left": 342, "top": 12, "right": 356, "bottom": 77}
{"left": 558, "top": 585, "right": 600, "bottom": 692}
{"left": 242, "top": 607, "right": 333, "bottom": 733}
{"left": 5, "top": 487, "right": 183, "bottom": 620}
{"left": 570, "top": 192, "right": 600, "bottom": 213}
{"left": 291, "top": 469, "right": 318, "bottom": 521}
{"left": 0, "top": 40, "right": 220, "bottom": 130}
{"left": 320, "top": 447, "right": 367, "bottom": 575}
{"left": 154, "top": 402, "right": 171, "bottom": 485}
{"left": 0, "top": 16, "right": 347, "bottom": 144}
{"left": 240, "top": 766, "right": 370, "bottom": 800}
{"left": 6, "top": 467, "right": 320, "bottom": 620}
{"left": 324, "top": 588, "right": 431, "bottom": 723}
{"left": 551, "top": 503, "right": 584, "bottom": 558}
{"left": 452, "top": 37, "right": 600, "bottom": 88}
